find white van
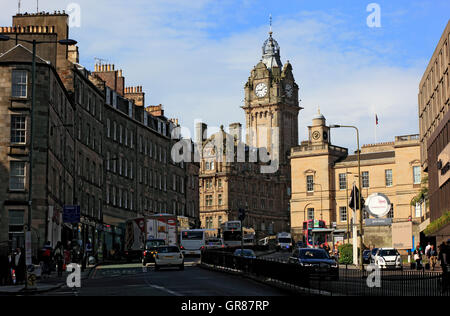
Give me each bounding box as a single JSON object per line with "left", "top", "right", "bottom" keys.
{"left": 276, "top": 232, "right": 293, "bottom": 251}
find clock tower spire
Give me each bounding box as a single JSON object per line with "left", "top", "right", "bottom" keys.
{"left": 243, "top": 29, "right": 302, "bottom": 168}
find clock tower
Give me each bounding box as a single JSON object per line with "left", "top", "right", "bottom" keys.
{"left": 242, "top": 30, "right": 302, "bottom": 168}
{"left": 309, "top": 109, "right": 331, "bottom": 145}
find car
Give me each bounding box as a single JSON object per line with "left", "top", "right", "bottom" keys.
{"left": 372, "top": 248, "right": 402, "bottom": 270}
{"left": 205, "top": 238, "right": 225, "bottom": 250}
{"left": 363, "top": 249, "right": 372, "bottom": 264}
{"left": 154, "top": 246, "right": 184, "bottom": 271}
{"left": 142, "top": 239, "right": 166, "bottom": 266}
{"left": 233, "top": 249, "right": 257, "bottom": 259}
{"left": 288, "top": 248, "right": 339, "bottom": 281}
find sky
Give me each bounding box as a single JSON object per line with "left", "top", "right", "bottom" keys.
{"left": 1, "top": 0, "right": 449, "bottom": 151}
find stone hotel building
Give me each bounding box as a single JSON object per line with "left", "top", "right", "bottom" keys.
{"left": 290, "top": 112, "right": 424, "bottom": 249}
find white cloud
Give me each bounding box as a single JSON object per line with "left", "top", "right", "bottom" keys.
{"left": 0, "top": 1, "right": 424, "bottom": 152}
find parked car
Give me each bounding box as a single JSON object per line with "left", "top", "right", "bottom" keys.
{"left": 154, "top": 246, "right": 184, "bottom": 271}
{"left": 288, "top": 248, "right": 339, "bottom": 281}
{"left": 363, "top": 249, "right": 372, "bottom": 264}
{"left": 372, "top": 248, "right": 402, "bottom": 270}
{"left": 233, "top": 249, "right": 257, "bottom": 259}
{"left": 142, "top": 239, "right": 166, "bottom": 266}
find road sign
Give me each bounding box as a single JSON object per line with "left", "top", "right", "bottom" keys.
{"left": 365, "top": 193, "right": 391, "bottom": 218}
{"left": 63, "top": 205, "right": 81, "bottom": 223}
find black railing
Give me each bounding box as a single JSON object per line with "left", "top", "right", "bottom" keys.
{"left": 201, "top": 250, "right": 450, "bottom": 296}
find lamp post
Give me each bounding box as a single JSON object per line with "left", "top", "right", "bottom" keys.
{"left": 0, "top": 35, "right": 77, "bottom": 288}
{"left": 330, "top": 124, "right": 364, "bottom": 270}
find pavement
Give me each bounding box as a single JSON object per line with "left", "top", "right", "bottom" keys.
{"left": 0, "top": 264, "right": 96, "bottom": 296}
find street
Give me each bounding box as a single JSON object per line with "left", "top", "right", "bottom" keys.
{"left": 42, "top": 258, "right": 288, "bottom": 296}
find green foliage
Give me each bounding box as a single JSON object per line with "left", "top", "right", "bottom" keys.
{"left": 424, "top": 211, "right": 450, "bottom": 236}
{"left": 410, "top": 176, "right": 429, "bottom": 207}
{"left": 338, "top": 244, "right": 354, "bottom": 265}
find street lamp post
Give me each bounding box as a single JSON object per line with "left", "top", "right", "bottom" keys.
{"left": 330, "top": 124, "right": 364, "bottom": 270}
{"left": 0, "top": 35, "right": 77, "bottom": 289}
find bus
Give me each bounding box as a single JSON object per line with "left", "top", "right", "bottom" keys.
{"left": 180, "top": 229, "right": 216, "bottom": 256}
{"left": 302, "top": 219, "right": 329, "bottom": 248}
{"left": 221, "top": 221, "right": 242, "bottom": 247}
{"left": 243, "top": 227, "right": 256, "bottom": 246}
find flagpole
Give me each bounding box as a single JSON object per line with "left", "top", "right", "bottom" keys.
{"left": 375, "top": 114, "right": 377, "bottom": 143}
{"left": 352, "top": 182, "right": 358, "bottom": 266}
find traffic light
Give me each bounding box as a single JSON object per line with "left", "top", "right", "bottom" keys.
{"left": 238, "top": 208, "right": 246, "bottom": 221}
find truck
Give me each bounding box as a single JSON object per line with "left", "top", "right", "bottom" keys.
{"left": 124, "top": 214, "right": 179, "bottom": 262}
{"left": 276, "top": 232, "right": 293, "bottom": 251}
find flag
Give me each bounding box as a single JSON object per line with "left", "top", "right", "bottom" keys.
{"left": 376, "top": 114, "right": 379, "bottom": 125}
{"left": 349, "top": 184, "right": 365, "bottom": 210}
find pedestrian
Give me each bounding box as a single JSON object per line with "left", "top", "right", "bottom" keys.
{"left": 425, "top": 242, "right": 432, "bottom": 257}
{"left": 438, "top": 242, "right": 447, "bottom": 272}
{"left": 85, "top": 239, "right": 93, "bottom": 267}
{"left": 41, "top": 241, "right": 53, "bottom": 278}
{"left": 0, "top": 248, "right": 9, "bottom": 286}
{"left": 7, "top": 251, "right": 14, "bottom": 285}
{"left": 413, "top": 247, "right": 422, "bottom": 270}
{"left": 13, "top": 248, "right": 25, "bottom": 285}
{"left": 53, "top": 241, "right": 64, "bottom": 277}
{"left": 429, "top": 245, "right": 438, "bottom": 271}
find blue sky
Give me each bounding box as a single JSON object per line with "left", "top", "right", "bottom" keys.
{"left": 1, "top": 0, "right": 449, "bottom": 151}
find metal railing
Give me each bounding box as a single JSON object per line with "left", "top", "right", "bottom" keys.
{"left": 201, "top": 250, "right": 450, "bottom": 296}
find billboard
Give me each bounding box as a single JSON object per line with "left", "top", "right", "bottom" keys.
{"left": 392, "top": 221, "right": 412, "bottom": 250}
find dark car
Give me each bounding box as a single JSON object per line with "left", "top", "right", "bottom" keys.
{"left": 142, "top": 239, "right": 166, "bottom": 266}
{"left": 288, "top": 248, "right": 339, "bottom": 281}
{"left": 233, "top": 249, "right": 257, "bottom": 259}
{"left": 363, "top": 249, "right": 371, "bottom": 264}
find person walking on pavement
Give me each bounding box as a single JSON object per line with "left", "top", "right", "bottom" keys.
{"left": 425, "top": 242, "right": 432, "bottom": 267}
{"left": 429, "top": 245, "right": 438, "bottom": 271}
{"left": 413, "top": 247, "right": 422, "bottom": 270}
{"left": 13, "top": 248, "right": 25, "bottom": 285}
{"left": 83, "top": 240, "right": 93, "bottom": 270}
{"left": 53, "top": 241, "right": 64, "bottom": 277}
{"left": 41, "top": 241, "right": 53, "bottom": 278}
{"left": 0, "top": 248, "right": 9, "bottom": 286}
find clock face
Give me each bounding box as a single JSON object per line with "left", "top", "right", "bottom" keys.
{"left": 255, "top": 83, "right": 268, "bottom": 98}
{"left": 285, "top": 84, "right": 293, "bottom": 98}
{"left": 323, "top": 131, "right": 328, "bottom": 141}
{"left": 312, "top": 131, "right": 321, "bottom": 140}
